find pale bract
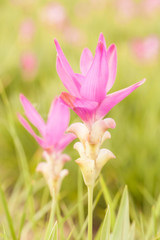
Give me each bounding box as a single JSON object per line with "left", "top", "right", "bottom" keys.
{"left": 68, "top": 118, "right": 116, "bottom": 186}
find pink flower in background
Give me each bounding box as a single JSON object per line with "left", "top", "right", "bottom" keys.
{"left": 116, "top": 0, "right": 136, "bottom": 20}
{"left": 19, "top": 19, "right": 35, "bottom": 42}
{"left": 131, "top": 36, "right": 160, "bottom": 63}
{"left": 18, "top": 95, "right": 75, "bottom": 153}
{"left": 54, "top": 33, "right": 145, "bottom": 125}
{"left": 41, "top": 2, "right": 84, "bottom": 46}
{"left": 41, "top": 2, "right": 67, "bottom": 29}
{"left": 20, "top": 52, "right": 38, "bottom": 80}
{"left": 142, "top": 0, "right": 160, "bottom": 15}
{"left": 63, "top": 26, "right": 85, "bottom": 46}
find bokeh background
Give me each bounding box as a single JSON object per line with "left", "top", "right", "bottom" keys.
{"left": 0, "top": 0, "right": 160, "bottom": 238}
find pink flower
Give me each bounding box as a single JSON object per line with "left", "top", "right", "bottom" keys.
{"left": 18, "top": 95, "right": 75, "bottom": 153}
{"left": 142, "top": 0, "right": 160, "bottom": 15}
{"left": 116, "top": 0, "right": 136, "bottom": 20}
{"left": 19, "top": 19, "right": 35, "bottom": 42}
{"left": 131, "top": 36, "right": 160, "bottom": 63}
{"left": 20, "top": 52, "right": 38, "bottom": 80}
{"left": 54, "top": 33, "right": 145, "bottom": 125}
{"left": 41, "top": 3, "right": 67, "bottom": 29}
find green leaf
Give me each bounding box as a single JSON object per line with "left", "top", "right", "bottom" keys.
{"left": 0, "top": 184, "right": 17, "bottom": 240}
{"left": 48, "top": 221, "right": 58, "bottom": 240}
{"left": 44, "top": 198, "right": 56, "bottom": 240}
{"left": 100, "top": 207, "right": 110, "bottom": 240}
{"left": 129, "top": 222, "right": 135, "bottom": 240}
{"left": 66, "top": 228, "right": 74, "bottom": 240}
{"left": 99, "top": 175, "right": 116, "bottom": 227}
{"left": 111, "top": 186, "right": 130, "bottom": 240}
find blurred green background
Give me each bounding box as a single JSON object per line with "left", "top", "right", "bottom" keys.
{"left": 0, "top": 0, "right": 160, "bottom": 233}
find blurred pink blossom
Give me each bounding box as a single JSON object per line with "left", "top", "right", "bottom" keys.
{"left": 142, "top": 0, "right": 160, "bottom": 15}
{"left": 41, "top": 2, "right": 67, "bottom": 29}
{"left": 20, "top": 52, "right": 38, "bottom": 80}
{"left": 19, "top": 19, "right": 35, "bottom": 43}
{"left": 131, "top": 36, "right": 160, "bottom": 63}
{"left": 63, "top": 26, "right": 85, "bottom": 46}
{"left": 116, "top": 0, "right": 136, "bottom": 20}
{"left": 18, "top": 96, "right": 75, "bottom": 153}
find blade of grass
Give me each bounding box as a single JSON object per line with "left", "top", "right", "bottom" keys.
{"left": 100, "top": 207, "right": 110, "bottom": 240}
{"left": 61, "top": 180, "right": 99, "bottom": 225}
{"left": 66, "top": 228, "right": 74, "bottom": 240}
{"left": 48, "top": 221, "right": 58, "bottom": 240}
{"left": 56, "top": 199, "right": 64, "bottom": 240}
{"left": 17, "top": 211, "right": 26, "bottom": 240}
{"left": 44, "top": 197, "right": 56, "bottom": 240}
{"left": 99, "top": 175, "right": 115, "bottom": 227}
{"left": 78, "top": 169, "right": 84, "bottom": 230}
{"left": 129, "top": 222, "right": 135, "bottom": 240}
{"left": 0, "top": 183, "right": 17, "bottom": 240}
{"left": 22, "top": 201, "right": 51, "bottom": 236}
{"left": 111, "top": 186, "right": 130, "bottom": 240}
{"left": 61, "top": 203, "right": 78, "bottom": 239}
{"left": 0, "top": 80, "right": 35, "bottom": 219}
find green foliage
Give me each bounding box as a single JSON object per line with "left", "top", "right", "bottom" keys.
{"left": 111, "top": 187, "right": 130, "bottom": 240}
{"left": 100, "top": 207, "right": 110, "bottom": 240}
{"left": 0, "top": 0, "right": 160, "bottom": 239}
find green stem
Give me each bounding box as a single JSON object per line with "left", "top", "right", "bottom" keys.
{"left": 44, "top": 196, "right": 56, "bottom": 240}
{"left": 88, "top": 185, "right": 93, "bottom": 240}
{"left": 78, "top": 169, "right": 84, "bottom": 229}
{"left": 0, "top": 184, "right": 17, "bottom": 240}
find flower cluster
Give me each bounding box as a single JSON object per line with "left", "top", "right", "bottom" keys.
{"left": 19, "top": 32, "right": 145, "bottom": 194}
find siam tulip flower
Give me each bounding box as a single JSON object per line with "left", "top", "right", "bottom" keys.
{"left": 54, "top": 33, "right": 145, "bottom": 239}
{"left": 20, "top": 52, "right": 38, "bottom": 81}
{"left": 54, "top": 32, "right": 145, "bottom": 185}
{"left": 54, "top": 33, "right": 145, "bottom": 126}
{"left": 131, "top": 36, "right": 160, "bottom": 63}
{"left": 18, "top": 95, "right": 75, "bottom": 196}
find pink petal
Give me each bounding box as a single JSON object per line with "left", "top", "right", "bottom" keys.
{"left": 20, "top": 94, "right": 45, "bottom": 137}
{"left": 106, "top": 44, "right": 117, "bottom": 92}
{"left": 96, "top": 79, "right": 146, "bottom": 120}
{"left": 60, "top": 92, "right": 98, "bottom": 123}
{"left": 55, "top": 133, "right": 76, "bottom": 151}
{"left": 54, "top": 39, "right": 74, "bottom": 76}
{"left": 80, "top": 48, "right": 93, "bottom": 75}
{"left": 45, "top": 98, "right": 70, "bottom": 146}
{"left": 56, "top": 56, "right": 81, "bottom": 97}
{"left": 80, "top": 42, "right": 109, "bottom": 102}
{"left": 98, "top": 32, "right": 107, "bottom": 49}
{"left": 18, "top": 114, "right": 46, "bottom": 148}
{"left": 55, "top": 39, "right": 81, "bottom": 96}
{"left": 74, "top": 73, "right": 85, "bottom": 85}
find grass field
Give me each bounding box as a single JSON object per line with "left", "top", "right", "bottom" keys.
{"left": 0, "top": 0, "right": 160, "bottom": 239}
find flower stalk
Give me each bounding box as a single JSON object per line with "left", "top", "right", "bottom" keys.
{"left": 67, "top": 118, "right": 116, "bottom": 238}
{"left": 44, "top": 194, "right": 56, "bottom": 240}
{"left": 88, "top": 185, "right": 93, "bottom": 240}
